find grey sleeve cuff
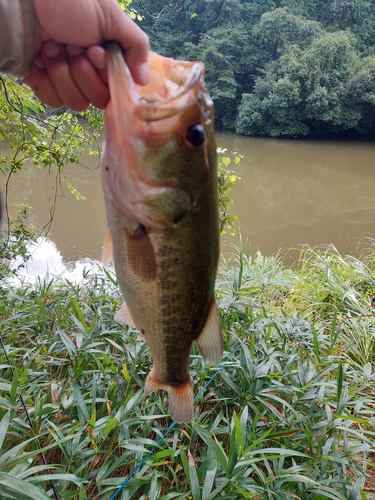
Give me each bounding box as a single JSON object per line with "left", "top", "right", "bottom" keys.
{"left": 0, "top": 0, "right": 37, "bottom": 77}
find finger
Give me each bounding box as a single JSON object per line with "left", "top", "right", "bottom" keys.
{"left": 66, "top": 45, "right": 109, "bottom": 109}
{"left": 101, "top": 4, "right": 150, "bottom": 85}
{"left": 87, "top": 45, "right": 108, "bottom": 85}
{"left": 118, "top": 25, "right": 149, "bottom": 86}
{"left": 23, "top": 56, "right": 64, "bottom": 108}
{"left": 41, "top": 41, "right": 89, "bottom": 112}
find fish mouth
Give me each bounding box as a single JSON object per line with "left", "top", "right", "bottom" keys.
{"left": 105, "top": 42, "right": 213, "bottom": 146}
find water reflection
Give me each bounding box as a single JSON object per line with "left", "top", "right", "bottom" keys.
{"left": 3, "top": 151, "right": 106, "bottom": 263}
{"left": 11, "top": 236, "right": 103, "bottom": 283}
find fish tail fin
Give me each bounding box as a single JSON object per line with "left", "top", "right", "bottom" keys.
{"left": 145, "top": 367, "right": 194, "bottom": 423}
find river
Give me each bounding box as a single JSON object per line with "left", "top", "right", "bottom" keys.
{"left": 1, "top": 132, "right": 375, "bottom": 276}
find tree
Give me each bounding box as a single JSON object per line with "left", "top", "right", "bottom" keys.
{"left": 0, "top": 78, "right": 99, "bottom": 174}
{"left": 185, "top": 25, "right": 250, "bottom": 129}
{"left": 348, "top": 55, "right": 375, "bottom": 137}
{"left": 236, "top": 70, "right": 309, "bottom": 137}
{"left": 131, "top": 0, "right": 375, "bottom": 138}
{"left": 251, "top": 7, "right": 323, "bottom": 59}
{"left": 236, "top": 9, "right": 374, "bottom": 137}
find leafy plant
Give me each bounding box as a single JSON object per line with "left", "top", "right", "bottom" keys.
{"left": 217, "top": 148, "right": 241, "bottom": 236}
{"left": 0, "top": 243, "right": 374, "bottom": 498}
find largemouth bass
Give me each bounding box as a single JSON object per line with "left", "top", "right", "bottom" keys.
{"left": 101, "top": 43, "right": 222, "bottom": 423}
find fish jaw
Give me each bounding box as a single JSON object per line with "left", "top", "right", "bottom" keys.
{"left": 103, "top": 43, "right": 171, "bottom": 229}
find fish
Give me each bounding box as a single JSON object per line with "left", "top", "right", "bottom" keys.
{"left": 101, "top": 42, "right": 222, "bottom": 423}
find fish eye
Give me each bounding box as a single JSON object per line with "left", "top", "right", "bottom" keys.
{"left": 186, "top": 124, "right": 205, "bottom": 147}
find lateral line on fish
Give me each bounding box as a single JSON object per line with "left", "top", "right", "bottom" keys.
{"left": 108, "top": 341, "right": 241, "bottom": 500}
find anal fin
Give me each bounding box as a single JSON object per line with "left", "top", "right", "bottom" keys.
{"left": 115, "top": 302, "right": 136, "bottom": 327}
{"left": 144, "top": 367, "right": 194, "bottom": 423}
{"left": 195, "top": 300, "right": 223, "bottom": 366}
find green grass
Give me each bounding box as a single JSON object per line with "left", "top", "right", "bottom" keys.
{"left": 0, "top": 243, "right": 375, "bottom": 499}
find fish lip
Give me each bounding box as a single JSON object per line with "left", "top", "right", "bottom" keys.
{"left": 105, "top": 43, "right": 213, "bottom": 136}
{"left": 136, "top": 65, "right": 214, "bottom": 151}
{"left": 134, "top": 57, "right": 210, "bottom": 124}
{"left": 153, "top": 62, "right": 204, "bottom": 104}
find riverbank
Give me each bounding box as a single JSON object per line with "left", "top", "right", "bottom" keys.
{"left": 0, "top": 242, "right": 374, "bottom": 499}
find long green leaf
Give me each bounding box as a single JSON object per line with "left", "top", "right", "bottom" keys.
{"left": 187, "top": 449, "right": 201, "bottom": 500}
{"left": 0, "top": 411, "right": 10, "bottom": 449}
{"left": 193, "top": 423, "right": 228, "bottom": 473}
{"left": 71, "top": 382, "right": 90, "bottom": 421}
{"left": 202, "top": 462, "right": 217, "bottom": 500}
{"left": 0, "top": 472, "right": 51, "bottom": 500}
{"left": 337, "top": 361, "right": 343, "bottom": 405}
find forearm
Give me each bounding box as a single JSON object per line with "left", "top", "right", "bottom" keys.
{"left": 0, "top": 0, "right": 36, "bottom": 77}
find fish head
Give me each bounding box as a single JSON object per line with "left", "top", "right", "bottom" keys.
{"left": 102, "top": 43, "right": 216, "bottom": 230}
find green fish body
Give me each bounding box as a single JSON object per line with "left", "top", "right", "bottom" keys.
{"left": 101, "top": 43, "right": 222, "bottom": 423}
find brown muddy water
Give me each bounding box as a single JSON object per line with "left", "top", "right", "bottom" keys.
{"left": 1, "top": 132, "right": 375, "bottom": 276}
{"left": 220, "top": 133, "right": 375, "bottom": 258}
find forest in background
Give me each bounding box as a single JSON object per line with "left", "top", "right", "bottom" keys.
{"left": 133, "top": 0, "right": 375, "bottom": 139}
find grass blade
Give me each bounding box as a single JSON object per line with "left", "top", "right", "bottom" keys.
{"left": 0, "top": 472, "right": 51, "bottom": 500}
{"left": 0, "top": 411, "right": 10, "bottom": 449}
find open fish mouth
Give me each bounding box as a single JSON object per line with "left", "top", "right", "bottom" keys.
{"left": 105, "top": 42, "right": 214, "bottom": 146}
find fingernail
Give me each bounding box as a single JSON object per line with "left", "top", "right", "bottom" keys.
{"left": 137, "top": 62, "right": 149, "bottom": 86}
{"left": 43, "top": 41, "right": 60, "bottom": 58}
{"left": 66, "top": 45, "right": 83, "bottom": 57}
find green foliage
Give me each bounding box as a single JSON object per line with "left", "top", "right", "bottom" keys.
{"left": 184, "top": 26, "right": 249, "bottom": 129}
{"left": 0, "top": 75, "right": 101, "bottom": 193}
{"left": 0, "top": 204, "right": 37, "bottom": 277}
{"left": 217, "top": 148, "right": 241, "bottom": 235}
{"left": 251, "top": 7, "right": 323, "bottom": 57}
{"left": 0, "top": 243, "right": 375, "bottom": 497}
{"left": 236, "top": 22, "right": 375, "bottom": 137}
{"left": 134, "top": 1, "right": 375, "bottom": 138}
{"left": 117, "top": 0, "right": 144, "bottom": 21}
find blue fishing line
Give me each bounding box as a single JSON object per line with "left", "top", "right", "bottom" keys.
{"left": 108, "top": 420, "right": 178, "bottom": 500}
{"left": 109, "top": 345, "right": 239, "bottom": 500}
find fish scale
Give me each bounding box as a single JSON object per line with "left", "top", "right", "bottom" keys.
{"left": 101, "top": 42, "right": 223, "bottom": 423}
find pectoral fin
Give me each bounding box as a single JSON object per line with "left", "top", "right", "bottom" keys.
{"left": 115, "top": 302, "right": 136, "bottom": 327}
{"left": 144, "top": 367, "right": 194, "bottom": 423}
{"left": 195, "top": 300, "right": 223, "bottom": 366}
{"left": 126, "top": 225, "right": 156, "bottom": 282}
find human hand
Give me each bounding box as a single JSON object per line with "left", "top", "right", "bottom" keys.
{"left": 23, "top": 0, "right": 149, "bottom": 111}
